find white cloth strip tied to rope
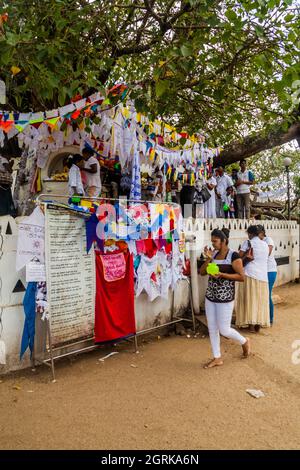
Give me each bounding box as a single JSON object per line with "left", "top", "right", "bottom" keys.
{"left": 257, "top": 187, "right": 287, "bottom": 199}
{"left": 255, "top": 177, "right": 283, "bottom": 188}
{"left": 130, "top": 148, "right": 141, "bottom": 201}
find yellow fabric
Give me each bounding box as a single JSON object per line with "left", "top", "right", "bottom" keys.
{"left": 235, "top": 275, "right": 270, "bottom": 327}
{"left": 36, "top": 168, "right": 42, "bottom": 193}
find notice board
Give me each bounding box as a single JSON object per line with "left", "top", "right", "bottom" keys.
{"left": 45, "top": 205, "right": 95, "bottom": 347}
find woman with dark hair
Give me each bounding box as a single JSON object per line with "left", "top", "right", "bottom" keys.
{"left": 203, "top": 170, "right": 217, "bottom": 218}
{"left": 200, "top": 228, "right": 250, "bottom": 368}
{"left": 180, "top": 175, "right": 195, "bottom": 217}
{"left": 81, "top": 147, "right": 101, "bottom": 198}
{"left": 257, "top": 225, "right": 277, "bottom": 325}
{"left": 67, "top": 154, "right": 84, "bottom": 196}
{"left": 235, "top": 225, "right": 269, "bottom": 332}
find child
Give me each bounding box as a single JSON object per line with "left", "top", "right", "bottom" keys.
{"left": 67, "top": 154, "right": 85, "bottom": 196}
{"left": 223, "top": 186, "right": 236, "bottom": 219}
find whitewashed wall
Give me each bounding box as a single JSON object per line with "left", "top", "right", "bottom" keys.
{"left": 185, "top": 217, "right": 300, "bottom": 310}
{"left": 0, "top": 215, "right": 189, "bottom": 374}
{"left": 0, "top": 216, "right": 28, "bottom": 372}
{"left": 0, "top": 215, "right": 299, "bottom": 374}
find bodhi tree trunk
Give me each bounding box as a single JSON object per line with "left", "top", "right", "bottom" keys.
{"left": 216, "top": 122, "right": 300, "bottom": 167}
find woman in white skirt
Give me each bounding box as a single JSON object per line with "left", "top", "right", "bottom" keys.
{"left": 200, "top": 228, "right": 250, "bottom": 368}
{"left": 236, "top": 225, "right": 270, "bottom": 332}
{"left": 257, "top": 224, "right": 278, "bottom": 325}
{"left": 203, "top": 170, "right": 217, "bottom": 218}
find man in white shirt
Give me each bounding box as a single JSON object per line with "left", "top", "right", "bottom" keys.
{"left": 82, "top": 147, "right": 101, "bottom": 198}
{"left": 67, "top": 154, "right": 85, "bottom": 196}
{"left": 235, "top": 159, "right": 255, "bottom": 219}
{"left": 215, "top": 166, "right": 233, "bottom": 218}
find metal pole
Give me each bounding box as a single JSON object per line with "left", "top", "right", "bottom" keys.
{"left": 188, "top": 279, "right": 196, "bottom": 334}
{"left": 35, "top": 193, "right": 180, "bottom": 208}
{"left": 46, "top": 319, "right": 56, "bottom": 382}
{"left": 286, "top": 166, "right": 291, "bottom": 220}
{"left": 31, "top": 350, "right": 36, "bottom": 371}
{"left": 134, "top": 335, "right": 139, "bottom": 353}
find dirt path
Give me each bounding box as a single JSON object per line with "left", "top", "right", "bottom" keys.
{"left": 0, "top": 283, "right": 300, "bottom": 450}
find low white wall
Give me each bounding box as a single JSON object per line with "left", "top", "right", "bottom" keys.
{"left": 0, "top": 215, "right": 299, "bottom": 374}
{"left": 0, "top": 216, "right": 29, "bottom": 372}
{"left": 184, "top": 217, "right": 299, "bottom": 309}
{"left": 0, "top": 215, "right": 189, "bottom": 374}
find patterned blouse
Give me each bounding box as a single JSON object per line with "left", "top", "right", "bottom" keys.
{"left": 205, "top": 249, "right": 240, "bottom": 303}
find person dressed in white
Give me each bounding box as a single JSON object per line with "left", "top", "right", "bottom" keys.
{"left": 203, "top": 170, "right": 216, "bottom": 218}
{"left": 235, "top": 159, "right": 255, "bottom": 219}
{"left": 215, "top": 166, "right": 233, "bottom": 218}
{"left": 236, "top": 225, "right": 270, "bottom": 332}
{"left": 200, "top": 228, "right": 250, "bottom": 369}
{"left": 67, "top": 154, "right": 84, "bottom": 196}
{"left": 257, "top": 225, "right": 277, "bottom": 325}
{"left": 82, "top": 147, "right": 101, "bottom": 198}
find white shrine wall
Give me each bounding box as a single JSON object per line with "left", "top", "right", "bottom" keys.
{"left": 0, "top": 215, "right": 298, "bottom": 374}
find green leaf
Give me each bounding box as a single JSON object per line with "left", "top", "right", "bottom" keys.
{"left": 225, "top": 10, "right": 237, "bottom": 22}
{"left": 255, "top": 25, "right": 265, "bottom": 37}
{"left": 180, "top": 44, "right": 193, "bottom": 57}
{"left": 213, "top": 88, "right": 224, "bottom": 102}
{"left": 155, "top": 80, "right": 170, "bottom": 98}
{"left": 0, "top": 47, "right": 12, "bottom": 65}
{"left": 5, "top": 32, "right": 18, "bottom": 47}
{"left": 284, "top": 14, "right": 294, "bottom": 22}
{"left": 58, "top": 88, "right": 67, "bottom": 106}
{"left": 15, "top": 94, "right": 22, "bottom": 108}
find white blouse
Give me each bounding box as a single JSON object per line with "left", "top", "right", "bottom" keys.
{"left": 264, "top": 236, "right": 277, "bottom": 273}
{"left": 241, "top": 236, "right": 269, "bottom": 282}
{"left": 68, "top": 164, "right": 84, "bottom": 196}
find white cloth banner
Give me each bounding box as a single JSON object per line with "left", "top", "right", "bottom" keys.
{"left": 255, "top": 177, "right": 282, "bottom": 188}
{"left": 258, "top": 188, "right": 287, "bottom": 199}
{"left": 26, "top": 261, "right": 46, "bottom": 282}
{"left": 130, "top": 150, "right": 141, "bottom": 200}
{"left": 16, "top": 206, "right": 45, "bottom": 271}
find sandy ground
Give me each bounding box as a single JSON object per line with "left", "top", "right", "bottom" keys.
{"left": 0, "top": 282, "right": 300, "bottom": 450}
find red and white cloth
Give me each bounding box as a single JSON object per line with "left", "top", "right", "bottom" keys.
{"left": 95, "top": 251, "right": 136, "bottom": 343}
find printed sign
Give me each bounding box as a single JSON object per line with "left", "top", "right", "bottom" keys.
{"left": 100, "top": 253, "right": 126, "bottom": 282}
{"left": 26, "top": 262, "right": 46, "bottom": 282}
{"left": 45, "top": 206, "right": 95, "bottom": 347}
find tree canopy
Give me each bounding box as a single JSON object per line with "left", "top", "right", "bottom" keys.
{"left": 0, "top": 0, "right": 300, "bottom": 159}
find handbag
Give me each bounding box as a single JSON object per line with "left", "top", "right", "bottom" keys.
{"left": 193, "top": 188, "right": 204, "bottom": 205}
{"left": 241, "top": 240, "right": 254, "bottom": 266}
{"left": 199, "top": 185, "right": 211, "bottom": 203}
{"left": 0, "top": 171, "right": 13, "bottom": 186}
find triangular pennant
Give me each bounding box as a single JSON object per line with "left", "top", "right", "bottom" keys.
{"left": 13, "top": 280, "right": 26, "bottom": 293}
{"left": 6, "top": 222, "right": 12, "bottom": 235}
{"left": 45, "top": 117, "right": 60, "bottom": 128}
{"left": 15, "top": 123, "right": 29, "bottom": 132}
{"left": 0, "top": 121, "right": 14, "bottom": 133}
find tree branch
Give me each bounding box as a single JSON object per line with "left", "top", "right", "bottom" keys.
{"left": 216, "top": 121, "right": 300, "bottom": 166}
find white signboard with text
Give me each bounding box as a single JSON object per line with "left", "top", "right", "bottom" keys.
{"left": 45, "top": 206, "right": 95, "bottom": 347}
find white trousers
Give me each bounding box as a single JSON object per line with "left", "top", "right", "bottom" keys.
{"left": 205, "top": 298, "right": 246, "bottom": 358}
